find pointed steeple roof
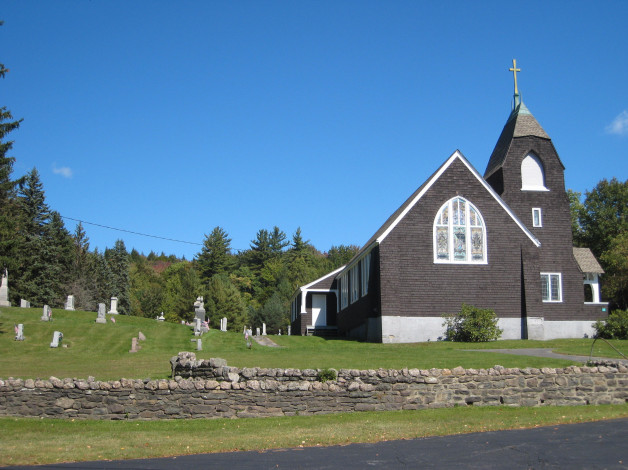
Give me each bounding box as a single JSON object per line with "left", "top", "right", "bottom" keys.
{"left": 484, "top": 94, "right": 551, "bottom": 179}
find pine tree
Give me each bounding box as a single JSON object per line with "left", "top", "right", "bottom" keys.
{"left": 205, "top": 274, "right": 247, "bottom": 332}
{"left": 0, "top": 45, "right": 24, "bottom": 273}
{"left": 160, "top": 261, "right": 200, "bottom": 322}
{"left": 195, "top": 226, "right": 233, "bottom": 282}
{"left": 105, "top": 239, "right": 130, "bottom": 314}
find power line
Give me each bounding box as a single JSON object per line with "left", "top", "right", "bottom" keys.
{"left": 61, "top": 216, "right": 203, "bottom": 246}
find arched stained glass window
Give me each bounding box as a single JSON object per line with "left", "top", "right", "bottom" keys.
{"left": 434, "top": 197, "right": 486, "bottom": 264}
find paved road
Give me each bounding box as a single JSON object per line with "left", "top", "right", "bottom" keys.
{"left": 8, "top": 418, "right": 628, "bottom": 469}
{"left": 469, "top": 348, "right": 628, "bottom": 365}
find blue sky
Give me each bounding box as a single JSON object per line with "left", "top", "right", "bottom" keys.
{"left": 2, "top": 1, "right": 627, "bottom": 259}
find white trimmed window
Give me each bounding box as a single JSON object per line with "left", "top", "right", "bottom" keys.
{"left": 541, "top": 273, "right": 562, "bottom": 302}
{"left": 434, "top": 197, "right": 486, "bottom": 263}
{"left": 521, "top": 153, "right": 548, "bottom": 191}
{"left": 532, "top": 208, "right": 542, "bottom": 227}
{"left": 350, "top": 265, "right": 359, "bottom": 303}
{"left": 340, "top": 273, "right": 348, "bottom": 309}
{"left": 361, "top": 253, "right": 371, "bottom": 296}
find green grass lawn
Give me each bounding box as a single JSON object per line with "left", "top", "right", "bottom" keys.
{"left": 1, "top": 404, "right": 627, "bottom": 466}
{"left": 1, "top": 306, "right": 627, "bottom": 380}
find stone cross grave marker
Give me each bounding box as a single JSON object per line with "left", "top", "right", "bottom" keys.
{"left": 108, "top": 297, "right": 119, "bottom": 314}
{"left": 65, "top": 295, "right": 75, "bottom": 311}
{"left": 95, "top": 303, "right": 107, "bottom": 324}
{"left": 50, "top": 331, "right": 63, "bottom": 348}
{"left": 15, "top": 323, "right": 24, "bottom": 341}
{"left": 0, "top": 269, "right": 10, "bottom": 307}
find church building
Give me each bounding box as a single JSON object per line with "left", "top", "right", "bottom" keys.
{"left": 290, "top": 61, "right": 608, "bottom": 343}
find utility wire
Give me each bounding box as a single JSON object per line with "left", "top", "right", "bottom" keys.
{"left": 60, "top": 216, "right": 203, "bottom": 246}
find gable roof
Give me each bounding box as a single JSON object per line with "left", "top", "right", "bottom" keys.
{"left": 338, "top": 150, "right": 541, "bottom": 276}
{"left": 573, "top": 247, "right": 605, "bottom": 274}
{"left": 484, "top": 100, "right": 555, "bottom": 179}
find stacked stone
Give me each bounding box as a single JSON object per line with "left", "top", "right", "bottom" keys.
{"left": 1, "top": 356, "right": 627, "bottom": 420}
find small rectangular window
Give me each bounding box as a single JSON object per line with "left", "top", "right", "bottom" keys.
{"left": 532, "top": 208, "right": 542, "bottom": 227}
{"left": 541, "top": 273, "right": 562, "bottom": 302}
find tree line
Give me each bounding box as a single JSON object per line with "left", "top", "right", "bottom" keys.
{"left": 1, "top": 39, "right": 626, "bottom": 334}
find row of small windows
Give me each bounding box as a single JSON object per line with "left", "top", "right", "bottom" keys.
{"left": 339, "top": 253, "right": 371, "bottom": 310}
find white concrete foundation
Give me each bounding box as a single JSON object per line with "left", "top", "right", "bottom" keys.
{"left": 378, "top": 316, "right": 597, "bottom": 343}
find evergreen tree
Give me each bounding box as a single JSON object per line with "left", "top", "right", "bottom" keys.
{"left": 129, "top": 257, "right": 165, "bottom": 317}
{"left": 269, "top": 226, "right": 289, "bottom": 255}
{"left": 205, "top": 273, "right": 247, "bottom": 332}
{"left": 105, "top": 239, "right": 130, "bottom": 314}
{"left": 195, "top": 226, "right": 233, "bottom": 282}
{"left": 327, "top": 244, "right": 360, "bottom": 269}
{"left": 0, "top": 38, "right": 23, "bottom": 274}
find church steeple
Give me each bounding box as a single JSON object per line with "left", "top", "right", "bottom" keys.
{"left": 484, "top": 60, "right": 555, "bottom": 182}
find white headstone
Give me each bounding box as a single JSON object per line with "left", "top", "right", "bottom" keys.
{"left": 262, "top": 323, "right": 267, "bottom": 336}
{"left": 65, "top": 295, "right": 75, "bottom": 311}
{"left": 196, "top": 339, "right": 202, "bottom": 351}
{"left": 278, "top": 329, "right": 281, "bottom": 336}
{"left": 50, "top": 331, "right": 63, "bottom": 348}
{"left": 256, "top": 327, "right": 260, "bottom": 336}
{"left": 108, "top": 297, "right": 119, "bottom": 314}
{"left": 41, "top": 305, "right": 52, "bottom": 321}
{"left": 157, "top": 312, "right": 165, "bottom": 321}
{"left": 95, "top": 303, "right": 107, "bottom": 323}
{"left": 194, "top": 318, "right": 201, "bottom": 336}
{"left": 15, "top": 323, "right": 24, "bottom": 341}
{"left": 288, "top": 325, "right": 291, "bottom": 336}
{"left": 222, "top": 317, "right": 228, "bottom": 332}
{"left": 0, "top": 269, "right": 10, "bottom": 307}
{"left": 20, "top": 299, "right": 30, "bottom": 308}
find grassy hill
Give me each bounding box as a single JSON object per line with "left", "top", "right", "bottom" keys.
{"left": 1, "top": 306, "right": 626, "bottom": 379}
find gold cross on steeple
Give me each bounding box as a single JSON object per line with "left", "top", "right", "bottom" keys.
{"left": 509, "top": 59, "right": 521, "bottom": 95}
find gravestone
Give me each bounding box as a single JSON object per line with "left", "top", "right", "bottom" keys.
{"left": 200, "top": 320, "right": 209, "bottom": 334}
{"left": 262, "top": 323, "right": 267, "bottom": 336}
{"left": 196, "top": 339, "right": 202, "bottom": 351}
{"left": 222, "top": 317, "right": 227, "bottom": 332}
{"left": 0, "top": 269, "right": 10, "bottom": 307}
{"left": 15, "top": 324, "right": 24, "bottom": 341}
{"left": 20, "top": 299, "right": 30, "bottom": 308}
{"left": 256, "top": 327, "right": 260, "bottom": 336}
{"left": 41, "top": 305, "right": 52, "bottom": 322}
{"left": 157, "top": 312, "right": 165, "bottom": 321}
{"left": 194, "top": 296, "right": 206, "bottom": 322}
{"left": 50, "top": 331, "right": 63, "bottom": 348}
{"left": 108, "top": 297, "right": 119, "bottom": 314}
{"left": 288, "top": 326, "right": 291, "bottom": 336}
{"left": 278, "top": 329, "right": 282, "bottom": 335}
{"left": 194, "top": 318, "right": 201, "bottom": 336}
{"left": 95, "top": 303, "right": 107, "bottom": 324}
{"left": 129, "top": 337, "right": 139, "bottom": 353}
{"left": 64, "top": 295, "right": 75, "bottom": 311}
{"left": 138, "top": 331, "right": 146, "bottom": 341}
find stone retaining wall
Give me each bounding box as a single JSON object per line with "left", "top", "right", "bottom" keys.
{"left": 1, "top": 352, "right": 627, "bottom": 420}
